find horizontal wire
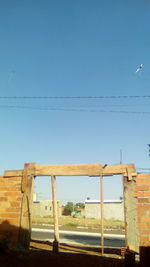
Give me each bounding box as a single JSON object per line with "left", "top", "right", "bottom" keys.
{"left": 0, "top": 104, "right": 150, "bottom": 114}
{"left": 0, "top": 95, "right": 150, "bottom": 99}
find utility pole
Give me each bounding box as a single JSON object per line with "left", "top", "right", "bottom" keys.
{"left": 120, "top": 149, "right": 123, "bottom": 164}
{"left": 148, "top": 144, "right": 150, "bottom": 157}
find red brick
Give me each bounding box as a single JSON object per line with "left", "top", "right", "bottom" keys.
{"left": 137, "top": 209, "right": 146, "bottom": 216}
{"left": 138, "top": 223, "right": 150, "bottom": 229}
{"left": 6, "top": 207, "right": 20, "bottom": 212}
{"left": 17, "top": 197, "right": 22, "bottom": 201}
{"left": 136, "top": 179, "right": 150, "bottom": 185}
{"left": 140, "top": 242, "right": 150, "bottom": 247}
{"left": 0, "top": 218, "right": 20, "bottom": 226}
{"left": 138, "top": 198, "right": 150, "bottom": 204}
{"left": 0, "top": 181, "right": 21, "bottom": 186}
{"left": 4, "top": 177, "right": 22, "bottom": 182}
{"left": 136, "top": 185, "right": 150, "bottom": 191}
{"left": 7, "top": 197, "right": 20, "bottom": 202}
{"left": 0, "top": 213, "right": 20, "bottom": 218}
{"left": 0, "top": 197, "right": 8, "bottom": 201}
{"left": 140, "top": 229, "right": 150, "bottom": 235}
{"left": 7, "top": 218, "right": 20, "bottom": 226}
{"left": 137, "top": 205, "right": 150, "bottom": 213}
{"left": 4, "top": 192, "right": 22, "bottom": 197}
{"left": 135, "top": 191, "right": 150, "bottom": 197}
{"left": 0, "top": 208, "right": 7, "bottom": 213}
{"left": 137, "top": 174, "right": 150, "bottom": 179}
{"left": 10, "top": 202, "right": 21, "bottom": 207}
{"left": 0, "top": 192, "right": 5, "bottom": 196}
{"left": 140, "top": 217, "right": 150, "bottom": 223}
{"left": 0, "top": 201, "right": 10, "bottom": 208}
{"left": 137, "top": 204, "right": 150, "bottom": 211}
{"left": 0, "top": 186, "right": 21, "bottom": 191}
{"left": 140, "top": 236, "right": 150, "bottom": 242}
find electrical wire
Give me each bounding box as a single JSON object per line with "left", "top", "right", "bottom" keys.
{"left": 0, "top": 95, "right": 150, "bottom": 99}
{"left": 0, "top": 95, "right": 150, "bottom": 113}
{"left": 0, "top": 104, "right": 150, "bottom": 114}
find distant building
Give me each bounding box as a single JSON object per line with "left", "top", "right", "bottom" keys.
{"left": 85, "top": 199, "right": 124, "bottom": 220}
{"left": 32, "top": 200, "right": 62, "bottom": 217}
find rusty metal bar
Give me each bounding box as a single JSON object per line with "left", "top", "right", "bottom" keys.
{"left": 100, "top": 175, "right": 104, "bottom": 255}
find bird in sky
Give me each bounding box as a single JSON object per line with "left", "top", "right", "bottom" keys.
{"left": 135, "top": 64, "right": 144, "bottom": 73}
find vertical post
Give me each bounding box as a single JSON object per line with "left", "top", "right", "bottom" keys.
{"left": 51, "top": 175, "right": 59, "bottom": 252}
{"left": 123, "top": 175, "right": 139, "bottom": 253}
{"left": 120, "top": 149, "right": 123, "bottom": 164}
{"left": 100, "top": 175, "right": 104, "bottom": 255}
{"left": 19, "top": 163, "right": 35, "bottom": 249}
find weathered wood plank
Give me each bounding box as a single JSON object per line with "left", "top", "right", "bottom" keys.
{"left": 103, "top": 164, "right": 136, "bottom": 176}
{"left": 4, "top": 169, "right": 24, "bottom": 177}
{"left": 4, "top": 162, "right": 35, "bottom": 177}
{"left": 19, "top": 167, "right": 34, "bottom": 248}
{"left": 123, "top": 175, "right": 139, "bottom": 253}
{"left": 35, "top": 163, "right": 136, "bottom": 176}
{"left": 35, "top": 163, "right": 103, "bottom": 176}
{"left": 3, "top": 163, "right": 136, "bottom": 177}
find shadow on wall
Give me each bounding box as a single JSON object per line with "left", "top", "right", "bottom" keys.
{"left": 0, "top": 220, "right": 18, "bottom": 252}
{"left": 140, "top": 247, "right": 150, "bottom": 267}
{"left": 0, "top": 220, "right": 30, "bottom": 253}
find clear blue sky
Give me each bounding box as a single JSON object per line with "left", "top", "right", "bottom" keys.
{"left": 0, "top": 0, "right": 150, "bottom": 203}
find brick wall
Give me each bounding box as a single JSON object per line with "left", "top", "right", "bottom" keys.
{"left": 135, "top": 174, "right": 150, "bottom": 266}
{"left": 135, "top": 174, "right": 150, "bottom": 247}
{"left": 0, "top": 175, "right": 22, "bottom": 247}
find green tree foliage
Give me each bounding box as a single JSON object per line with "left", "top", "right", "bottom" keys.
{"left": 63, "top": 202, "right": 85, "bottom": 216}
{"left": 64, "top": 202, "right": 74, "bottom": 215}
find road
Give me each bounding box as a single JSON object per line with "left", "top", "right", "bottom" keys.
{"left": 31, "top": 226, "right": 125, "bottom": 247}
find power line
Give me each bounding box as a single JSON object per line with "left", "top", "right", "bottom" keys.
{"left": 0, "top": 104, "right": 150, "bottom": 114}
{"left": 0, "top": 95, "right": 150, "bottom": 99}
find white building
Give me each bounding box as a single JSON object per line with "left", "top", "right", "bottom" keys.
{"left": 32, "top": 200, "right": 62, "bottom": 217}
{"left": 85, "top": 199, "right": 124, "bottom": 220}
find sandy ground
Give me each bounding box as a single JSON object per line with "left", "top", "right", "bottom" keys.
{"left": 0, "top": 240, "right": 140, "bottom": 267}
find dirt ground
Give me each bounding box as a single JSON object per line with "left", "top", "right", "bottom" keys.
{"left": 0, "top": 240, "right": 140, "bottom": 267}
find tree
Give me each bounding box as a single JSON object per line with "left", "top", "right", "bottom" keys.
{"left": 64, "top": 202, "right": 74, "bottom": 215}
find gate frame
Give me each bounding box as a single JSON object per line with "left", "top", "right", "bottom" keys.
{"left": 4, "top": 162, "right": 139, "bottom": 253}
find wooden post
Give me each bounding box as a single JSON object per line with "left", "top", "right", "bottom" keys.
{"left": 100, "top": 175, "right": 104, "bottom": 255}
{"left": 123, "top": 175, "right": 139, "bottom": 253}
{"left": 19, "top": 163, "right": 35, "bottom": 249}
{"left": 51, "top": 175, "right": 59, "bottom": 252}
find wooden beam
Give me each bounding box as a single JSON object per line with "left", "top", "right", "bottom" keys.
{"left": 4, "top": 169, "right": 23, "bottom": 177}
{"left": 35, "top": 163, "right": 103, "bottom": 176}
{"left": 35, "top": 163, "right": 136, "bottom": 177}
{"left": 102, "top": 164, "right": 136, "bottom": 176}
{"left": 4, "top": 162, "right": 35, "bottom": 177}
{"left": 3, "top": 163, "right": 136, "bottom": 177}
